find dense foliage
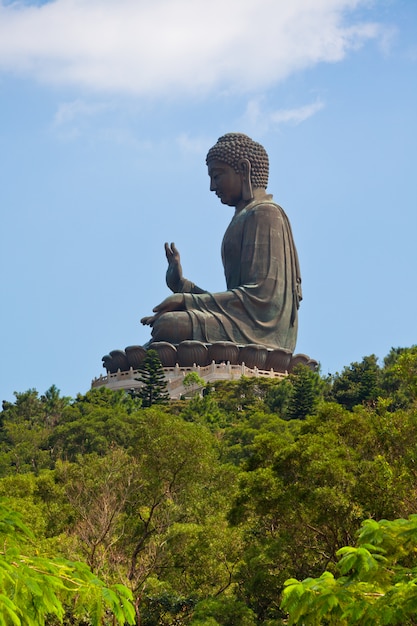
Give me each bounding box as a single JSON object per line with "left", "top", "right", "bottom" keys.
{"left": 281, "top": 515, "right": 417, "bottom": 625}
{"left": 0, "top": 501, "right": 135, "bottom": 625}
{"left": 0, "top": 345, "right": 416, "bottom": 624}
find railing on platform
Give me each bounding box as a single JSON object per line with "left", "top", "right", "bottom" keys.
{"left": 91, "top": 361, "right": 286, "bottom": 399}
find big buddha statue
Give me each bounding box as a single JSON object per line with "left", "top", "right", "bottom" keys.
{"left": 101, "top": 133, "right": 308, "bottom": 377}
{"left": 141, "top": 132, "right": 302, "bottom": 353}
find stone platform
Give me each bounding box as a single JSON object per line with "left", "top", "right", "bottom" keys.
{"left": 93, "top": 341, "right": 318, "bottom": 400}
{"left": 92, "top": 361, "right": 288, "bottom": 400}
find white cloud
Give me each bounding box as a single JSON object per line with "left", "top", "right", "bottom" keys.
{"left": 51, "top": 97, "right": 153, "bottom": 148}
{"left": 0, "top": 0, "right": 385, "bottom": 97}
{"left": 50, "top": 97, "right": 113, "bottom": 139}
{"left": 240, "top": 98, "right": 325, "bottom": 135}
{"left": 270, "top": 101, "right": 325, "bottom": 125}
{"left": 53, "top": 99, "right": 110, "bottom": 126}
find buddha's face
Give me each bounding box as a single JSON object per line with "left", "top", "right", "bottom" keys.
{"left": 208, "top": 160, "right": 243, "bottom": 207}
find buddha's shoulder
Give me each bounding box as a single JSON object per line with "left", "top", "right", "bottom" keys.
{"left": 249, "top": 200, "right": 284, "bottom": 217}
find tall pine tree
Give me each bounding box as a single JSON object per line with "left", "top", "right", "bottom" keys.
{"left": 287, "top": 364, "right": 324, "bottom": 420}
{"left": 136, "top": 349, "right": 170, "bottom": 407}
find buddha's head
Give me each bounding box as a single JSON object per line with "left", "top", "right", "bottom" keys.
{"left": 206, "top": 133, "right": 269, "bottom": 190}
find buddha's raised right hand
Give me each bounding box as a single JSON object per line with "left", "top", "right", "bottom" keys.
{"left": 165, "top": 242, "right": 184, "bottom": 292}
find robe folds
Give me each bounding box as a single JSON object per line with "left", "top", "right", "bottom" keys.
{"left": 179, "top": 194, "right": 302, "bottom": 352}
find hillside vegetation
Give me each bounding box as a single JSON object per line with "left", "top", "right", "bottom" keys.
{"left": 1, "top": 346, "right": 416, "bottom": 625}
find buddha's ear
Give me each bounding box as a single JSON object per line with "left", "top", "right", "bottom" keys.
{"left": 238, "top": 158, "right": 253, "bottom": 201}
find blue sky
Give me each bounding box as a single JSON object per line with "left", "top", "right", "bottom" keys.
{"left": 1, "top": 0, "right": 416, "bottom": 402}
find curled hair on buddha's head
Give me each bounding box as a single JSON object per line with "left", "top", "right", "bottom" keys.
{"left": 206, "top": 133, "right": 269, "bottom": 189}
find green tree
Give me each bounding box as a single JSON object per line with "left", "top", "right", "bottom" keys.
{"left": 286, "top": 364, "right": 324, "bottom": 420}
{"left": 222, "top": 410, "right": 296, "bottom": 468}
{"left": 55, "top": 448, "right": 143, "bottom": 574}
{"left": 122, "top": 409, "right": 227, "bottom": 589}
{"left": 0, "top": 471, "right": 73, "bottom": 543}
{"left": 213, "top": 377, "right": 273, "bottom": 416}
{"left": 0, "top": 498, "right": 135, "bottom": 625}
{"left": 380, "top": 345, "right": 417, "bottom": 410}
{"left": 329, "top": 355, "right": 381, "bottom": 410}
{"left": 0, "top": 388, "right": 62, "bottom": 475}
{"left": 191, "top": 597, "right": 256, "bottom": 625}
{"left": 264, "top": 377, "right": 293, "bottom": 416}
{"left": 48, "top": 388, "right": 142, "bottom": 460}
{"left": 179, "top": 387, "right": 226, "bottom": 428}
{"left": 183, "top": 371, "right": 207, "bottom": 391}
{"left": 136, "top": 350, "right": 170, "bottom": 407}
{"left": 52, "top": 403, "right": 238, "bottom": 615}
{"left": 281, "top": 515, "right": 417, "bottom": 625}
{"left": 40, "top": 385, "right": 72, "bottom": 426}
{"left": 227, "top": 398, "right": 417, "bottom": 621}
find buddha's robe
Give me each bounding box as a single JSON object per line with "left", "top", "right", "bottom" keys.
{"left": 176, "top": 194, "right": 302, "bottom": 352}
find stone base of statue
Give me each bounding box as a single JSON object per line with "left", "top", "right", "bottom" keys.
{"left": 92, "top": 341, "right": 318, "bottom": 400}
